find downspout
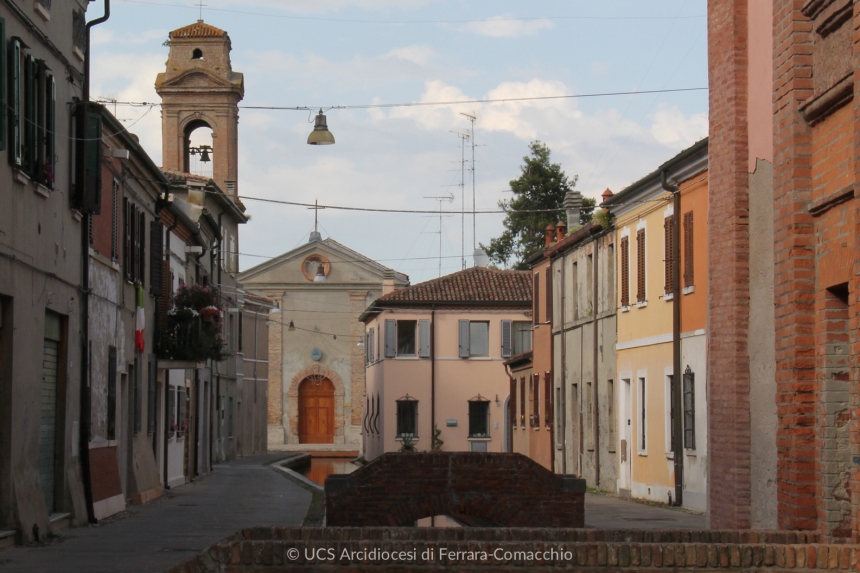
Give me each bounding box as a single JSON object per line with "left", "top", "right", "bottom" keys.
{"left": 79, "top": 0, "right": 111, "bottom": 525}
{"left": 503, "top": 363, "right": 513, "bottom": 453}
{"left": 592, "top": 234, "right": 600, "bottom": 489}
{"left": 662, "top": 169, "right": 683, "bottom": 507}
{"left": 163, "top": 215, "right": 179, "bottom": 489}
{"left": 430, "top": 305, "right": 435, "bottom": 447}
{"left": 559, "top": 259, "right": 566, "bottom": 473}
{"left": 548, "top": 259, "right": 554, "bottom": 471}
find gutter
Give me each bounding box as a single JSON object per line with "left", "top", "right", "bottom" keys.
{"left": 592, "top": 235, "right": 600, "bottom": 489}
{"left": 430, "top": 305, "right": 436, "bottom": 450}
{"left": 78, "top": 0, "right": 111, "bottom": 526}
{"left": 662, "top": 169, "right": 683, "bottom": 507}
{"left": 359, "top": 300, "right": 532, "bottom": 323}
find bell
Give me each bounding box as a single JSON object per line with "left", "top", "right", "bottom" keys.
{"left": 313, "top": 263, "right": 327, "bottom": 283}
{"left": 307, "top": 110, "right": 335, "bottom": 145}
{"left": 199, "top": 146, "right": 211, "bottom": 162}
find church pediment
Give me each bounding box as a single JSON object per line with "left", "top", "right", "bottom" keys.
{"left": 156, "top": 69, "right": 241, "bottom": 91}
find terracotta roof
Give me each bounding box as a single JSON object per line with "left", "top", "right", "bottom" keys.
{"left": 161, "top": 169, "right": 211, "bottom": 184}
{"left": 378, "top": 267, "right": 531, "bottom": 304}
{"left": 170, "top": 21, "right": 227, "bottom": 39}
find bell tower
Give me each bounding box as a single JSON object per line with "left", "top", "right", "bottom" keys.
{"left": 155, "top": 20, "right": 244, "bottom": 197}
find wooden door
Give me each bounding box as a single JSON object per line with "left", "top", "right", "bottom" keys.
{"left": 299, "top": 377, "right": 334, "bottom": 443}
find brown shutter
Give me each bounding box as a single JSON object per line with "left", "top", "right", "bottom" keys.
{"left": 149, "top": 221, "right": 163, "bottom": 295}
{"left": 519, "top": 377, "right": 526, "bottom": 426}
{"left": 138, "top": 211, "right": 146, "bottom": 285}
{"left": 533, "top": 373, "right": 540, "bottom": 425}
{"left": 544, "top": 371, "right": 552, "bottom": 426}
{"left": 158, "top": 260, "right": 171, "bottom": 329}
{"left": 683, "top": 211, "right": 694, "bottom": 288}
{"left": 636, "top": 228, "right": 646, "bottom": 303}
{"left": 533, "top": 272, "right": 540, "bottom": 325}
{"left": 123, "top": 198, "right": 131, "bottom": 281}
{"left": 620, "top": 236, "right": 629, "bottom": 307}
{"left": 545, "top": 265, "right": 552, "bottom": 323}
{"left": 664, "top": 215, "right": 674, "bottom": 295}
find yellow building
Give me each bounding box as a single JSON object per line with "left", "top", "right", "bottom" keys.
{"left": 602, "top": 140, "right": 707, "bottom": 507}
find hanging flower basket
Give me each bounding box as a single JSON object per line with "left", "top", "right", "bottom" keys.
{"left": 158, "top": 284, "right": 228, "bottom": 362}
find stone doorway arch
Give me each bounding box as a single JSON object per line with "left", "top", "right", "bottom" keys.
{"left": 287, "top": 365, "right": 345, "bottom": 445}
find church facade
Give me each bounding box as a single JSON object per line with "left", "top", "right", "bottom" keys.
{"left": 239, "top": 234, "right": 408, "bottom": 451}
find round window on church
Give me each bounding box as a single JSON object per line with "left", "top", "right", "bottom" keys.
{"left": 301, "top": 255, "right": 330, "bottom": 282}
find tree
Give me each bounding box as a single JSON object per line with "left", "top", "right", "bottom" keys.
{"left": 481, "top": 141, "right": 594, "bottom": 269}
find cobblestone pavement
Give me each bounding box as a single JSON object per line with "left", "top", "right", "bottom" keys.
{"left": 584, "top": 492, "right": 708, "bottom": 529}
{"left": 0, "top": 453, "right": 311, "bottom": 573}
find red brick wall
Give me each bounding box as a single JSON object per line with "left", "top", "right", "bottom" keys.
{"left": 92, "top": 157, "right": 122, "bottom": 261}
{"left": 707, "top": 0, "right": 752, "bottom": 529}
{"left": 325, "top": 452, "right": 584, "bottom": 528}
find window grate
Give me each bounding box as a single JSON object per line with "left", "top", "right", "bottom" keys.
{"left": 683, "top": 366, "right": 695, "bottom": 449}
{"left": 396, "top": 397, "right": 417, "bottom": 437}
{"left": 468, "top": 399, "right": 490, "bottom": 438}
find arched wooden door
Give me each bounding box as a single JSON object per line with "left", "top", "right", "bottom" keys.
{"left": 298, "top": 377, "right": 335, "bottom": 443}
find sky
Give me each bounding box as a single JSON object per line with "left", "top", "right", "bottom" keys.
{"left": 90, "top": 0, "right": 708, "bottom": 285}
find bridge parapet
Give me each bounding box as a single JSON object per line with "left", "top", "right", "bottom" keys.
{"left": 324, "top": 452, "right": 586, "bottom": 528}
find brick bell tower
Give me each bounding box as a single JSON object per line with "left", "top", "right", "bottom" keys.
{"left": 155, "top": 21, "right": 244, "bottom": 197}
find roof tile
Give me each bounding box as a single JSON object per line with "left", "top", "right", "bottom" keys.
{"left": 378, "top": 267, "right": 531, "bottom": 304}
{"left": 170, "top": 21, "right": 227, "bottom": 39}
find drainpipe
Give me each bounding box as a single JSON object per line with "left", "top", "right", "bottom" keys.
{"left": 548, "top": 263, "right": 554, "bottom": 471}
{"left": 78, "top": 0, "right": 111, "bottom": 525}
{"left": 430, "top": 305, "right": 436, "bottom": 448}
{"left": 662, "top": 169, "right": 683, "bottom": 507}
{"left": 559, "top": 260, "right": 567, "bottom": 473}
{"left": 592, "top": 233, "right": 600, "bottom": 489}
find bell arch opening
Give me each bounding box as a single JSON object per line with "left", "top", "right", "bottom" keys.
{"left": 192, "top": 48, "right": 203, "bottom": 60}
{"left": 183, "top": 119, "right": 214, "bottom": 177}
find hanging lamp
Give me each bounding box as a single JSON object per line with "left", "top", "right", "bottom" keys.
{"left": 307, "top": 110, "right": 335, "bottom": 145}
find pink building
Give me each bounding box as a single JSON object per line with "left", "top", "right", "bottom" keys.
{"left": 360, "top": 267, "right": 532, "bottom": 460}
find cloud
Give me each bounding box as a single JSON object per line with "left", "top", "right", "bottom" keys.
{"left": 460, "top": 16, "right": 555, "bottom": 38}
{"left": 649, "top": 106, "right": 708, "bottom": 146}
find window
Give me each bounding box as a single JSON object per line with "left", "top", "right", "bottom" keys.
{"left": 636, "top": 228, "right": 646, "bottom": 303}
{"left": 419, "top": 319, "right": 430, "bottom": 358}
{"left": 529, "top": 374, "right": 537, "bottom": 427}
{"left": 111, "top": 180, "right": 119, "bottom": 260}
{"left": 177, "top": 385, "right": 187, "bottom": 438}
{"left": 545, "top": 266, "right": 552, "bottom": 323}
{"left": 586, "top": 254, "right": 594, "bottom": 315}
{"left": 167, "top": 385, "right": 176, "bottom": 439}
{"left": 147, "top": 356, "right": 156, "bottom": 435}
{"left": 468, "top": 398, "right": 490, "bottom": 438}
{"left": 620, "top": 236, "right": 629, "bottom": 308}
{"left": 396, "top": 320, "right": 416, "bottom": 356}
{"left": 543, "top": 372, "right": 552, "bottom": 426}
{"left": 505, "top": 320, "right": 532, "bottom": 356}
{"left": 638, "top": 377, "right": 646, "bottom": 452}
{"left": 586, "top": 381, "right": 593, "bottom": 449}
{"left": 227, "top": 396, "right": 233, "bottom": 438}
{"left": 683, "top": 211, "right": 694, "bottom": 288}
{"left": 664, "top": 215, "right": 675, "bottom": 295}
{"left": 396, "top": 396, "right": 418, "bottom": 438}
{"left": 138, "top": 211, "right": 146, "bottom": 285}
{"left": 133, "top": 358, "right": 142, "bottom": 435}
{"left": 571, "top": 260, "right": 579, "bottom": 318}
{"left": 107, "top": 347, "right": 117, "bottom": 440}
{"left": 470, "top": 321, "right": 489, "bottom": 357}
{"left": 72, "top": 10, "right": 86, "bottom": 53}
{"left": 683, "top": 366, "right": 695, "bottom": 449}
{"left": 532, "top": 272, "right": 540, "bottom": 325}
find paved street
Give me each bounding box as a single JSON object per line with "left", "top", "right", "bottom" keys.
{"left": 584, "top": 492, "right": 707, "bottom": 530}
{"left": 0, "top": 454, "right": 311, "bottom": 573}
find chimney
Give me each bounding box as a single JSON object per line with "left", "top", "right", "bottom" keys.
{"left": 545, "top": 224, "right": 556, "bottom": 247}
{"left": 601, "top": 188, "right": 614, "bottom": 213}
{"left": 556, "top": 221, "right": 567, "bottom": 242}
{"left": 564, "top": 189, "right": 583, "bottom": 226}
{"left": 382, "top": 269, "right": 396, "bottom": 295}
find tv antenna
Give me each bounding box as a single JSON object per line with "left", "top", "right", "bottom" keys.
{"left": 424, "top": 194, "right": 454, "bottom": 277}
{"left": 460, "top": 112, "right": 477, "bottom": 251}
{"left": 450, "top": 130, "right": 470, "bottom": 270}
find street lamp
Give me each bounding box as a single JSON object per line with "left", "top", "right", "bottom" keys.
{"left": 307, "top": 110, "right": 335, "bottom": 145}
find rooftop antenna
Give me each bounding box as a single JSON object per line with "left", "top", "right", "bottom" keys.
{"left": 196, "top": 0, "right": 207, "bottom": 21}
{"left": 424, "top": 194, "right": 454, "bottom": 277}
{"left": 450, "top": 130, "right": 470, "bottom": 270}
{"left": 460, "top": 112, "right": 477, "bottom": 251}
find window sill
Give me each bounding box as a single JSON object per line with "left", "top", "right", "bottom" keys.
{"left": 636, "top": 301, "right": 648, "bottom": 309}
{"left": 466, "top": 356, "right": 491, "bottom": 360}
{"left": 620, "top": 306, "right": 630, "bottom": 313}
{"left": 34, "top": 184, "right": 51, "bottom": 198}
{"left": 34, "top": 2, "right": 50, "bottom": 21}
{"left": 637, "top": 451, "right": 647, "bottom": 457}
{"left": 685, "top": 449, "right": 697, "bottom": 457}
{"left": 665, "top": 451, "right": 674, "bottom": 460}
{"left": 467, "top": 437, "right": 491, "bottom": 441}
{"left": 73, "top": 46, "right": 85, "bottom": 62}
{"left": 394, "top": 356, "right": 419, "bottom": 360}
{"left": 683, "top": 286, "right": 695, "bottom": 295}
{"left": 395, "top": 436, "right": 419, "bottom": 441}
{"left": 662, "top": 293, "right": 674, "bottom": 302}
{"left": 13, "top": 169, "right": 30, "bottom": 186}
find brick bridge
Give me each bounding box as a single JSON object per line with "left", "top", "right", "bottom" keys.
{"left": 324, "top": 452, "right": 585, "bottom": 528}
{"left": 169, "top": 527, "right": 859, "bottom": 572}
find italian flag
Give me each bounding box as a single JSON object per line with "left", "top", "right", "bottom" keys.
{"left": 134, "top": 285, "right": 146, "bottom": 353}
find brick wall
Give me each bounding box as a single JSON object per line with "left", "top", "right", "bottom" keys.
{"left": 168, "top": 527, "right": 859, "bottom": 572}
{"left": 91, "top": 157, "right": 122, "bottom": 260}
{"left": 325, "top": 452, "right": 585, "bottom": 528}
{"left": 707, "top": 0, "right": 752, "bottom": 529}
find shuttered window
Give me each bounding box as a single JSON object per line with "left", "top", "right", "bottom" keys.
{"left": 23, "top": 55, "right": 35, "bottom": 176}
{"left": 519, "top": 377, "right": 525, "bottom": 426}
{"left": 8, "top": 38, "right": 21, "bottom": 166}
{"left": 107, "top": 347, "right": 117, "bottom": 440}
{"left": 501, "top": 319, "right": 512, "bottom": 357}
{"left": 620, "top": 236, "right": 629, "bottom": 307}
{"left": 44, "top": 74, "right": 55, "bottom": 187}
{"left": 545, "top": 266, "right": 552, "bottom": 323}
{"left": 544, "top": 372, "right": 552, "bottom": 426}
{"left": 664, "top": 215, "right": 674, "bottom": 295}
{"left": 147, "top": 355, "right": 157, "bottom": 435}
{"left": 35, "top": 61, "right": 45, "bottom": 182}
{"left": 133, "top": 358, "right": 142, "bottom": 435}
{"left": 636, "top": 229, "right": 646, "bottom": 303}
{"left": 458, "top": 319, "right": 469, "bottom": 358}
{"left": 683, "top": 211, "right": 694, "bottom": 288}
{"left": 532, "top": 373, "right": 540, "bottom": 426}
{"left": 138, "top": 211, "right": 146, "bottom": 286}
{"left": 532, "top": 272, "right": 540, "bottom": 325}
{"left": 111, "top": 180, "right": 120, "bottom": 260}
{"left": 384, "top": 319, "right": 396, "bottom": 358}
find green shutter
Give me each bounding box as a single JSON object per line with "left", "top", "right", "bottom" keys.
{"left": 0, "top": 18, "right": 6, "bottom": 151}
{"left": 24, "top": 55, "right": 35, "bottom": 176}
{"left": 84, "top": 105, "right": 102, "bottom": 214}
{"left": 35, "top": 60, "right": 45, "bottom": 183}
{"left": 45, "top": 75, "right": 55, "bottom": 187}
{"left": 9, "top": 39, "right": 20, "bottom": 167}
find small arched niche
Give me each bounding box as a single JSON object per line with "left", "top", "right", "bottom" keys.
{"left": 192, "top": 48, "right": 203, "bottom": 60}
{"left": 183, "top": 119, "right": 213, "bottom": 177}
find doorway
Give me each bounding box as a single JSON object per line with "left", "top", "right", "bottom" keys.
{"left": 620, "top": 379, "right": 632, "bottom": 493}
{"left": 298, "top": 377, "right": 335, "bottom": 444}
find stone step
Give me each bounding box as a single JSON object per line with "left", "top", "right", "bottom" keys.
{"left": 49, "top": 512, "right": 71, "bottom": 533}
{"left": 0, "top": 529, "right": 16, "bottom": 551}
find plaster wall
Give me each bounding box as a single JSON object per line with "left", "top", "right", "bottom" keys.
{"left": 680, "top": 333, "right": 708, "bottom": 512}
{"left": 530, "top": 258, "right": 553, "bottom": 471}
